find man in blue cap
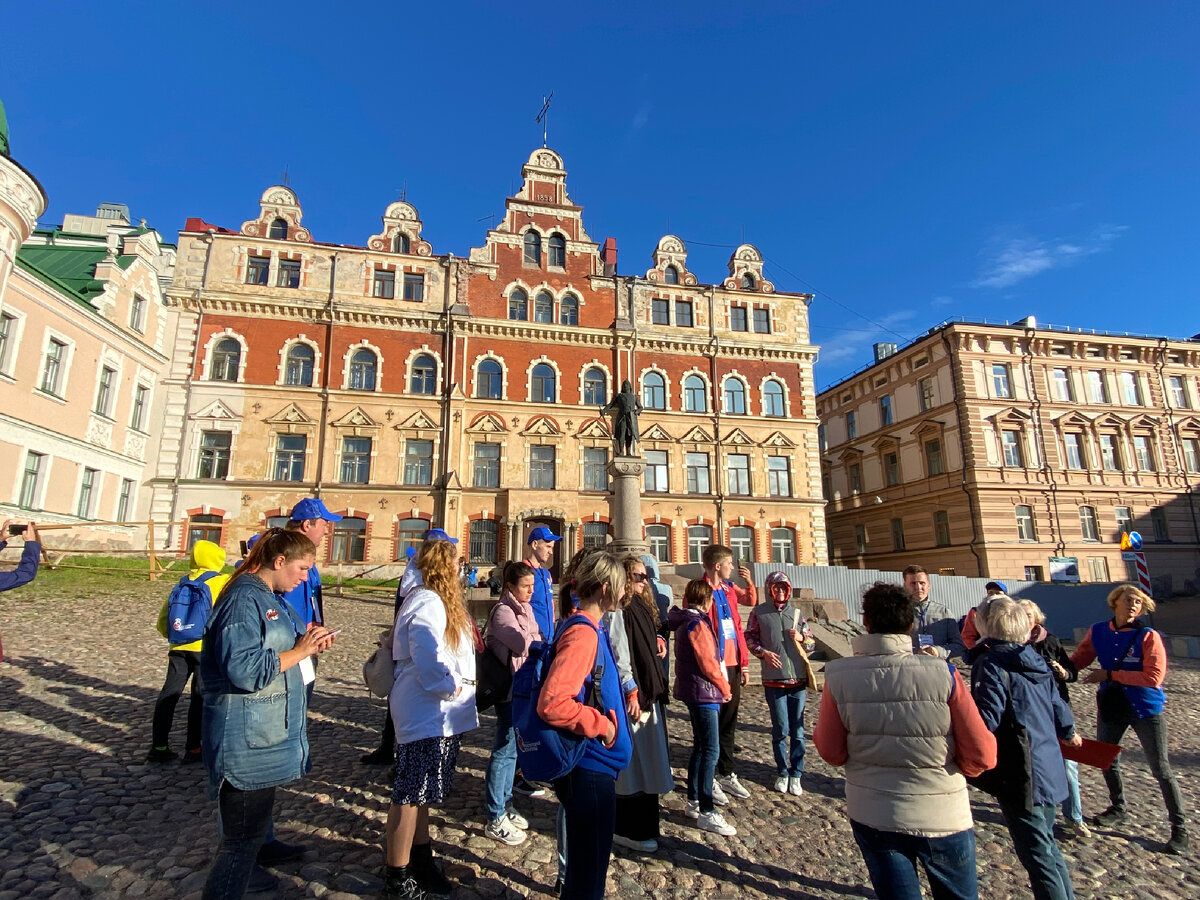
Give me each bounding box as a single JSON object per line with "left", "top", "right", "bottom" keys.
{"left": 523, "top": 525, "right": 562, "bottom": 642}
{"left": 282, "top": 497, "right": 342, "bottom": 631}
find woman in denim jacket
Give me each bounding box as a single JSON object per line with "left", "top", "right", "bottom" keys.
{"left": 200, "top": 530, "right": 337, "bottom": 900}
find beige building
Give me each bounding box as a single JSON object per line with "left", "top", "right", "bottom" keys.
{"left": 818, "top": 320, "right": 1200, "bottom": 595}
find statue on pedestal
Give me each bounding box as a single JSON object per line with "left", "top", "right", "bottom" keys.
{"left": 601, "top": 379, "right": 643, "bottom": 457}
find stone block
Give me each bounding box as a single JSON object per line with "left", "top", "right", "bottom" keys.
{"left": 795, "top": 587, "right": 816, "bottom": 602}
{"left": 809, "top": 620, "right": 854, "bottom": 659}
{"left": 813, "top": 598, "right": 849, "bottom": 621}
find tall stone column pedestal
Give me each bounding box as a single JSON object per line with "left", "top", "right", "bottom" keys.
{"left": 607, "top": 455, "right": 649, "bottom": 558}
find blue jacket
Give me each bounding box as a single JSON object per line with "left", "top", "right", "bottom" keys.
{"left": 576, "top": 618, "right": 633, "bottom": 779}
{"left": 972, "top": 641, "right": 1076, "bottom": 807}
{"left": 0, "top": 540, "right": 40, "bottom": 592}
{"left": 528, "top": 565, "right": 555, "bottom": 643}
{"left": 1089, "top": 620, "right": 1165, "bottom": 719}
{"left": 280, "top": 564, "right": 323, "bottom": 628}
{"left": 200, "top": 574, "right": 311, "bottom": 799}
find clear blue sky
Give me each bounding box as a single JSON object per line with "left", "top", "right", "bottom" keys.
{"left": 4, "top": 2, "right": 1198, "bottom": 386}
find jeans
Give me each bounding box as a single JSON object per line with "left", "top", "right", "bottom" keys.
{"left": 763, "top": 685, "right": 807, "bottom": 777}
{"left": 717, "top": 664, "right": 741, "bottom": 776}
{"left": 1097, "top": 709, "right": 1187, "bottom": 830}
{"left": 204, "top": 783, "right": 275, "bottom": 900}
{"left": 850, "top": 820, "right": 977, "bottom": 900}
{"left": 553, "top": 767, "right": 616, "bottom": 900}
{"left": 997, "top": 802, "right": 1075, "bottom": 900}
{"left": 151, "top": 650, "right": 202, "bottom": 751}
{"left": 687, "top": 704, "right": 720, "bottom": 813}
{"left": 1062, "top": 759, "right": 1082, "bottom": 824}
{"left": 484, "top": 701, "right": 517, "bottom": 821}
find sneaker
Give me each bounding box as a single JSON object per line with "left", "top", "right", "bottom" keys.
{"left": 485, "top": 816, "right": 527, "bottom": 846}
{"left": 788, "top": 776, "right": 804, "bottom": 797}
{"left": 505, "top": 805, "right": 529, "bottom": 830}
{"left": 246, "top": 865, "right": 280, "bottom": 894}
{"left": 181, "top": 748, "right": 203, "bottom": 764}
{"left": 1062, "top": 820, "right": 1091, "bottom": 840}
{"left": 710, "top": 780, "right": 730, "bottom": 806}
{"left": 774, "top": 776, "right": 790, "bottom": 794}
{"left": 1166, "top": 828, "right": 1190, "bottom": 856}
{"left": 1093, "top": 806, "right": 1128, "bottom": 828}
{"left": 514, "top": 778, "right": 547, "bottom": 798}
{"left": 257, "top": 839, "right": 307, "bottom": 864}
{"left": 382, "top": 874, "right": 427, "bottom": 900}
{"left": 360, "top": 748, "right": 395, "bottom": 765}
{"left": 698, "top": 810, "right": 737, "bottom": 837}
{"left": 717, "top": 773, "right": 751, "bottom": 799}
{"left": 145, "top": 747, "right": 177, "bottom": 763}
{"left": 612, "top": 835, "right": 658, "bottom": 853}
{"left": 684, "top": 799, "right": 700, "bottom": 819}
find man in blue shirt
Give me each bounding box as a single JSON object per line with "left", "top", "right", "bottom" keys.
{"left": 1, "top": 520, "right": 40, "bottom": 663}
{"left": 281, "top": 498, "right": 340, "bottom": 629}
{"left": 523, "top": 525, "right": 562, "bottom": 642}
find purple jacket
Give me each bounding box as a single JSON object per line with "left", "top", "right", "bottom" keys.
{"left": 668, "top": 606, "right": 726, "bottom": 706}
{"left": 485, "top": 591, "right": 543, "bottom": 701}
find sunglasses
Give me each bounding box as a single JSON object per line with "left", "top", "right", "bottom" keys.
{"left": 632, "top": 573, "right": 648, "bottom": 582}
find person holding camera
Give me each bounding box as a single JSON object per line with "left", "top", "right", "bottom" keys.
{"left": 1, "top": 520, "right": 41, "bottom": 663}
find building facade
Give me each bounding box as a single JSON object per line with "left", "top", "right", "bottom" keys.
{"left": 818, "top": 320, "right": 1200, "bottom": 595}
{"left": 151, "top": 148, "right": 825, "bottom": 573}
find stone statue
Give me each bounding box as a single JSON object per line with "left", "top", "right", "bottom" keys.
{"left": 601, "top": 379, "right": 643, "bottom": 456}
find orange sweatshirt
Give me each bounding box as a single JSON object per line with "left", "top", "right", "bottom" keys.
{"left": 1071, "top": 623, "right": 1166, "bottom": 689}
{"left": 536, "top": 609, "right": 619, "bottom": 742}
{"left": 685, "top": 611, "right": 731, "bottom": 698}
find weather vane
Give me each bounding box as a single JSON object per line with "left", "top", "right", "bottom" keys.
{"left": 536, "top": 92, "right": 554, "bottom": 148}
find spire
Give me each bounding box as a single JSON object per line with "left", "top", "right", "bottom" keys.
{"left": 0, "top": 97, "right": 9, "bottom": 157}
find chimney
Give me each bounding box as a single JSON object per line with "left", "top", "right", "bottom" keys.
{"left": 873, "top": 342, "right": 898, "bottom": 363}
{"left": 600, "top": 237, "right": 618, "bottom": 276}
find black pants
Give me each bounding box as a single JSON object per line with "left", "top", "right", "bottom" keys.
{"left": 614, "top": 792, "right": 660, "bottom": 841}
{"left": 1098, "top": 707, "right": 1187, "bottom": 830}
{"left": 151, "top": 650, "right": 202, "bottom": 751}
{"left": 203, "top": 783, "right": 275, "bottom": 900}
{"left": 554, "top": 768, "right": 616, "bottom": 900}
{"left": 717, "top": 664, "right": 742, "bottom": 777}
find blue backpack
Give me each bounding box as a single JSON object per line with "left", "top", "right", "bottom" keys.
{"left": 165, "top": 571, "right": 219, "bottom": 645}
{"left": 512, "top": 614, "right": 605, "bottom": 783}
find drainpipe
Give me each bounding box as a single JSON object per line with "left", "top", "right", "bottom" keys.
{"left": 940, "top": 329, "right": 984, "bottom": 575}
{"left": 437, "top": 254, "right": 457, "bottom": 528}
{"left": 1154, "top": 340, "right": 1200, "bottom": 547}
{"left": 313, "top": 253, "right": 337, "bottom": 496}
{"left": 708, "top": 285, "right": 723, "bottom": 537}
{"left": 1022, "top": 327, "right": 1064, "bottom": 555}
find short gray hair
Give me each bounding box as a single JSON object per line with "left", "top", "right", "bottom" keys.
{"left": 983, "top": 597, "right": 1030, "bottom": 643}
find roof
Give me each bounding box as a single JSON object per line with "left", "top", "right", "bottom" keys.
{"left": 14, "top": 245, "right": 127, "bottom": 307}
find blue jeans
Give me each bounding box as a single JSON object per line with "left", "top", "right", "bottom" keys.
{"left": 997, "top": 802, "right": 1075, "bottom": 900}
{"left": 484, "top": 701, "right": 517, "bottom": 822}
{"left": 687, "top": 704, "right": 720, "bottom": 812}
{"left": 1062, "top": 759, "right": 1082, "bottom": 824}
{"left": 204, "top": 784, "right": 275, "bottom": 900}
{"left": 553, "top": 767, "right": 616, "bottom": 900}
{"left": 764, "top": 685, "right": 807, "bottom": 777}
{"left": 850, "top": 820, "right": 977, "bottom": 900}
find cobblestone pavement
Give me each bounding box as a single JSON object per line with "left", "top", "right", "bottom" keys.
{"left": 2, "top": 579, "right": 1198, "bottom": 899}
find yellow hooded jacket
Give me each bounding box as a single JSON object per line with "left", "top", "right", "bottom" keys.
{"left": 156, "top": 540, "right": 231, "bottom": 652}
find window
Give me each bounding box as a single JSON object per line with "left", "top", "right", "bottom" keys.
{"left": 284, "top": 343, "right": 315, "bottom": 386}
{"left": 771, "top": 528, "right": 796, "bottom": 564}
{"left": 934, "top": 510, "right": 951, "bottom": 547}
{"left": 729, "top": 526, "right": 753, "bottom": 561}
{"left": 849, "top": 463, "right": 862, "bottom": 495}
{"left": 925, "top": 438, "right": 944, "bottom": 476}
{"left": 403, "top": 439, "right": 434, "bottom": 485}
{"left": 1087, "top": 557, "right": 1110, "bottom": 582}
{"left": 651, "top": 299, "right": 669, "bottom": 325}
{"left": 582, "top": 522, "right": 609, "bottom": 551}
{"left": 266, "top": 515, "right": 290, "bottom": 530}
{"left": 277, "top": 258, "right": 301, "bottom": 288}
{"left": 1115, "top": 506, "right": 1133, "bottom": 537}
{"left": 198, "top": 431, "right": 232, "bottom": 479}
{"left": 768, "top": 456, "right": 791, "bottom": 497}
{"left": 508, "top": 289, "right": 528, "bottom": 320}
{"left": 1063, "top": 433, "right": 1086, "bottom": 470}
{"left": 211, "top": 338, "right": 241, "bottom": 382}
{"left": 646, "top": 523, "right": 671, "bottom": 562}
{"left": 0, "top": 312, "right": 14, "bottom": 372}
{"left": 531, "top": 363, "right": 556, "bottom": 402}
{"left": 534, "top": 292, "right": 554, "bottom": 323}
{"left": 530, "top": 445, "right": 556, "bottom": 489}
{"left": 663, "top": 266, "right": 679, "bottom": 285}
{"left": 675, "top": 300, "right": 694, "bottom": 328}
{"left": 74, "top": 468, "right": 98, "bottom": 518}
{"left": 246, "top": 255, "right": 269, "bottom": 285}
{"left": 94, "top": 366, "right": 116, "bottom": 417}
{"left": 583, "top": 447, "right": 609, "bottom": 491}
{"left": 583, "top": 368, "right": 607, "bottom": 405}
{"left": 560, "top": 293, "right": 578, "bottom": 326}
{"left": 396, "top": 518, "right": 426, "bottom": 560}
{"left": 349, "top": 349, "right": 377, "bottom": 390}
{"left": 642, "top": 372, "right": 666, "bottom": 410}
{"left": 469, "top": 520, "right": 498, "bottom": 564}
{"left": 1052, "top": 368, "right": 1073, "bottom": 402}
{"left": 410, "top": 354, "right": 437, "bottom": 394}
{"left": 477, "top": 359, "right": 503, "bottom": 399}
{"left": 753, "top": 308, "right": 770, "bottom": 334}
{"left": 724, "top": 378, "right": 746, "bottom": 414}
{"left": 1134, "top": 435, "right": 1155, "bottom": 471}
{"left": 269, "top": 218, "right": 288, "bottom": 239}
{"left": 687, "top": 525, "right": 712, "bottom": 563}
{"left": 742, "top": 272, "right": 756, "bottom": 290}
{"left": 884, "top": 452, "right": 899, "bottom": 486}
{"left": 130, "top": 294, "right": 147, "bottom": 331}
{"left": 19, "top": 452, "right": 45, "bottom": 508}
{"left": 548, "top": 233, "right": 566, "bottom": 267}
{"left": 41, "top": 339, "right": 67, "bottom": 394}
{"left": 992, "top": 363, "right": 1012, "bottom": 398}
{"left": 890, "top": 518, "right": 905, "bottom": 552}
{"left": 1087, "top": 370, "right": 1109, "bottom": 403}
{"left": 473, "top": 443, "right": 500, "bottom": 488}
{"left": 879, "top": 395, "right": 892, "bottom": 426}
{"left": 727, "top": 454, "right": 750, "bottom": 495}
{"left": 523, "top": 231, "right": 542, "bottom": 265}
{"left": 1182, "top": 438, "right": 1200, "bottom": 474}
{"left": 854, "top": 524, "right": 867, "bottom": 554}
{"left": 187, "top": 514, "right": 223, "bottom": 550}
{"left": 1151, "top": 507, "right": 1170, "bottom": 541}
{"left": 919, "top": 377, "right": 934, "bottom": 412}
{"left": 763, "top": 380, "right": 785, "bottom": 417}
{"left": 847, "top": 411, "right": 857, "bottom": 439}
{"left": 1079, "top": 505, "right": 1099, "bottom": 541}
{"left": 372, "top": 269, "right": 395, "bottom": 298}
{"left": 116, "top": 478, "right": 134, "bottom": 523}
{"left": 686, "top": 452, "right": 711, "bottom": 493}
{"left": 340, "top": 437, "right": 372, "bottom": 483}
{"left": 330, "top": 517, "right": 366, "bottom": 563}
{"left": 402, "top": 273, "right": 424, "bottom": 301}
{"left": 1121, "top": 371, "right": 1142, "bottom": 405}
{"left": 1015, "top": 504, "right": 1036, "bottom": 541}
{"left": 1100, "top": 434, "right": 1122, "bottom": 471}
{"left": 644, "top": 450, "right": 669, "bottom": 492}
{"left": 1002, "top": 430, "right": 1023, "bottom": 467}
{"left": 1169, "top": 375, "right": 1189, "bottom": 408}
{"left": 274, "top": 434, "right": 307, "bottom": 481}
{"left": 730, "top": 306, "right": 748, "bottom": 332}
{"left": 394, "top": 233, "right": 411, "bottom": 254}
{"left": 683, "top": 375, "right": 707, "bottom": 412}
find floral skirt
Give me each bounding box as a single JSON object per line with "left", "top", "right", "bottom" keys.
{"left": 392, "top": 734, "right": 462, "bottom": 806}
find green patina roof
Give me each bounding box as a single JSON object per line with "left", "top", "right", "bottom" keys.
{"left": 15, "top": 245, "right": 109, "bottom": 307}
{"left": 0, "top": 97, "right": 9, "bottom": 157}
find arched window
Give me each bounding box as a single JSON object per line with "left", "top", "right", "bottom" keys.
{"left": 394, "top": 233, "right": 411, "bottom": 254}
{"left": 349, "top": 348, "right": 378, "bottom": 391}
{"left": 532, "top": 363, "right": 556, "bottom": 403}
{"left": 771, "top": 527, "right": 797, "bottom": 564}
{"left": 534, "top": 291, "right": 554, "bottom": 323}
{"left": 477, "top": 358, "right": 502, "bottom": 399}
{"left": 523, "top": 231, "right": 542, "bottom": 265}
{"left": 729, "top": 525, "right": 754, "bottom": 561}
{"left": 646, "top": 523, "right": 671, "bottom": 562}
{"left": 583, "top": 368, "right": 607, "bottom": 405}
{"left": 560, "top": 293, "right": 579, "bottom": 326}
{"left": 548, "top": 233, "right": 566, "bottom": 267}
{"left": 396, "top": 518, "right": 427, "bottom": 560}
{"left": 741, "top": 272, "right": 756, "bottom": 290}
{"left": 642, "top": 372, "right": 666, "bottom": 410}
{"left": 211, "top": 338, "right": 241, "bottom": 381}
{"left": 331, "top": 516, "right": 367, "bottom": 562}
{"left": 664, "top": 265, "right": 679, "bottom": 285}
{"left": 508, "top": 289, "right": 528, "bottom": 320}
{"left": 268, "top": 218, "right": 288, "bottom": 240}
{"left": 410, "top": 353, "right": 437, "bottom": 394}
{"left": 284, "top": 343, "right": 314, "bottom": 386}
{"left": 687, "top": 525, "right": 713, "bottom": 563}
{"left": 763, "top": 379, "right": 785, "bottom": 417}
{"left": 187, "top": 513, "right": 224, "bottom": 550}
{"left": 684, "top": 374, "right": 707, "bottom": 412}
{"left": 724, "top": 378, "right": 746, "bottom": 414}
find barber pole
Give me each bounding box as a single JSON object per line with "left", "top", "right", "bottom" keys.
{"left": 1133, "top": 551, "right": 1152, "bottom": 594}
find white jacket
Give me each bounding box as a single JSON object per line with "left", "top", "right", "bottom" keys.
{"left": 389, "top": 585, "right": 478, "bottom": 745}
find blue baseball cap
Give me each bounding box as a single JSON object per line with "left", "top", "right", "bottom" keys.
{"left": 424, "top": 527, "right": 458, "bottom": 544}
{"left": 985, "top": 580, "right": 1008, "bottom": 594}
{"left": 289, "top": 498, "right": 342, "bottom": 522}
{"left": 528, "top": 526, "right": 563, "bottom": 544}
{"left": 246, "top": 533, "right": 262, "bottom": 551}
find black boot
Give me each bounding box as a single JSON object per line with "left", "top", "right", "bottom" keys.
{"left": 409, "top": 843, "right": 452, "bottom": 897}
{"left": 1093, "top": 805, "right": 1127, "bottom": 827}
{"left": 1166, "top": 827, "right": 1190, "bottom": 855}
{"left": 383, "top": 865, "right": 426, "bottom": 900}
{"left": 360, "top": 747, "right": 395, "bottom": 765}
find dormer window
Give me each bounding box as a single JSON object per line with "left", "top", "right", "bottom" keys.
{"left": 741, "top": 272, "right": 756, "bottom": 290}
{"left": 269, "top": 218, "right": 288, "bottom": 240}
{"left": 394, "top": 233, "right": 411, "bottom": 254}
{"left": 523, "top": 231, "right": 542, "bottom": 265}
{"left": 664, "top": 265, "right": 679, "bottom": 285}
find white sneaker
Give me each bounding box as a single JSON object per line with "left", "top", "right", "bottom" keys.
{"left": 710, "top": 780, "right": 730, "bottom": 806}
{"left": 788, "top": 776, "right": 803, "bottom": 797}
{"left": 505, "top": 805, "right": 529, "bottom": 830}
{"left": 485, "top": 816, "right": 527, "bottom": 846}
{"left": 774, "top": 776, "right": 790, "bottom": 794}
{"left": 718, "top": 773, "right": 751, "bottom": 799}
{"left": 612, "top": 835, "right": 658, "bottom": 853}
{"left": 684, "top": 799, "right": 700, "bottom": 819}
{"left": 698, "top": 810, "right": 737, "bottom": 836}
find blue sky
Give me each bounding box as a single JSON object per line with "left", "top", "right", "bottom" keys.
{"left": 4, "top": 2, "right": 1198, "bottom": 386}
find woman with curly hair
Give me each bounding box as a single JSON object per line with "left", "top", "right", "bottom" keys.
{"left": 383, "top": 530, "right": 478, "bottom": 900}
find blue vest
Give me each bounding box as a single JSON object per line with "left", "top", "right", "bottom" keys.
{"left": 577, "top": 620, "right": 633, "bottom": 778}
{"left": 1090, "top": 620, "right": 1165, "bottom": 718}
{"left": 530, "top": 566, "right": 554, "bottom": 642}
{"left": 712, "top": 582, "right": 734, "bottom": 662}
